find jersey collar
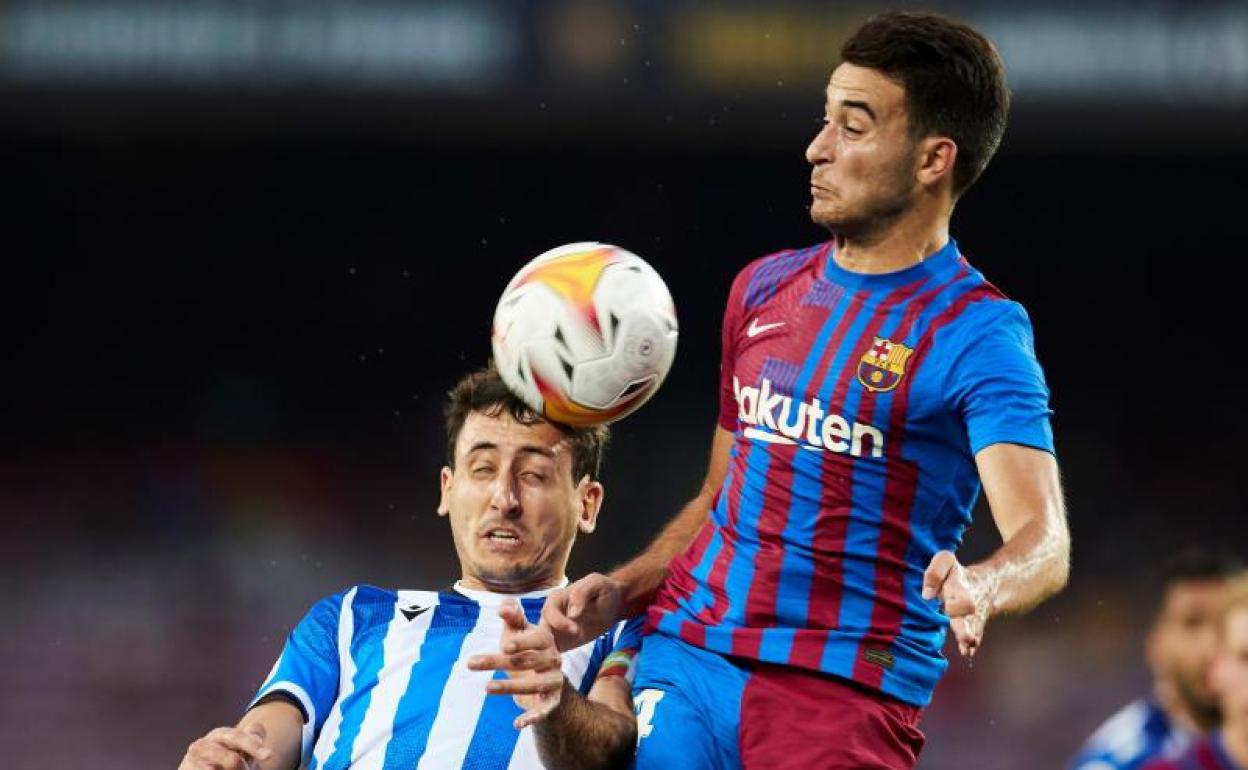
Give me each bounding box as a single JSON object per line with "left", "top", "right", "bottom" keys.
{"left": 451, "top": 578, "right": 569, "bottom": 606}
{"left": 821, "top": 238, "right": 963, "bottom": 290}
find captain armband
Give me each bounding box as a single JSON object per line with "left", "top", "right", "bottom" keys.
{"left": 596, "top": 648, "right": 639, "bottom": 681}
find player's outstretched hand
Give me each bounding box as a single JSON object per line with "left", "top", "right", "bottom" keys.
{"left": 541, "top": 572, "right": 622, "bottom": 652}
{"left": 922, "top": 550, "right": 995, "bottom": 658}
{"left": 179, "top": 724, "right": 272, "bottom": 770}
{"left": 467, "top": 599, "right": 566, "bottom": 729}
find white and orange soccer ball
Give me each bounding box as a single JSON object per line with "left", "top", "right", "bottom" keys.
{"left": 491, "top": 242, "right": 678, "bottom": 426}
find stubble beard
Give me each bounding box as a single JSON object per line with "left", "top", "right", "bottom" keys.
{"left": 812, "top": 196, "right": 909, "bottom": 243}
{"left": 472, "top": 557, "right": 548, "bottom": 591}
{"left": 810, "top": 145, "right": 919, "bottom": 243}
{"left": 1174, "top": 667, "right": 1222, "bottom": 730}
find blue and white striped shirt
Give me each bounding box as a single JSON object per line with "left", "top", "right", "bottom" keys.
{"left": 1069, "top": 699, "right": 1193, "bottom": 770}
{"left": 251, "top": 582, "right": 643, "bottom": 770}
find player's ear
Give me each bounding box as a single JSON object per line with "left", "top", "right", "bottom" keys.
{"left": 575, "top": 476, "right": 604, "bottom": 534}
{"left": 916, "top": 135, "right": 957, "bottom": 190}
{"left": 438, "top": 466, "right": 454, "bottom": 516}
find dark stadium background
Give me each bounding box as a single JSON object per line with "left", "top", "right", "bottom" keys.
{"left": 2, "top": 1, "right": 1245, "bottom": 767}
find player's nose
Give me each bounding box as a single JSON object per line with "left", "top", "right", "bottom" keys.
{"left": 488, "top": 475, "right": 521, "bottom": 516}
{"left": 806, "top": 123, "right": 834, "bottom": 165}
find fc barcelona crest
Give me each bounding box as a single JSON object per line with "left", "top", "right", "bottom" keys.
{"left": 857, "top": 337, "right": 915, "bottom": 393}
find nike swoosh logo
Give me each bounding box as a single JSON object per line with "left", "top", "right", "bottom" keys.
{"left": 400, "top": 605, "right": 431, "bottom": 621}
{"left": 747, "top": 319, "right": 785, "bottom": 338}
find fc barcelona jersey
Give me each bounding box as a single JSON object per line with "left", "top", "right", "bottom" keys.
{"left": 648, "top": 239, "right": 1054, "bottom": 706}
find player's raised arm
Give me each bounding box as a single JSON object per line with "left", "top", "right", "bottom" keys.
{"left": 179, "top": 700, "right": 303, "bottom": 770}
{"left": 531, "top": 671, "right": 636, "bottom": 770}
{"left": 543, "top": 425, "right": 733, "bottom": 649}
{"left": 471, "top": 599, "right": 637, "bottom": 769}
{"left": 922, "top": 443, "right": 1070, "bottom": 657}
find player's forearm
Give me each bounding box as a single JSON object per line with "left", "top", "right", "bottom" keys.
{"left": 237, "top": 699, "right": 305, "bottom": 770}
{"left": 534, "top": 680, "right": 637, "bottom": 770}
{"left": 609, "top": 487, "right": 715, "bottom": 616}
{"left": 971, "top": 503, "right": 1070, "bottom": 616}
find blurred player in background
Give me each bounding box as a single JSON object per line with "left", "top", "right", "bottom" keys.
{"left": 1144, "top": 572, "right": 1248, "bottom": 770}
{"left": 1071, "top": 550, "right": 1242, "bottom": 770}
{"left": 178, "top": 367, "right": 639, "bottom": 770}
{"left": 543, "top": 11, "right": 1070, "bottom": 769}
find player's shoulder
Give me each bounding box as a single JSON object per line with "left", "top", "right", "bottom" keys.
{"left": 729, "top": 241, "right": 830, "bottom": 309}
{"left": 1139, "top": 735, "right": 1221, "bottom": 770}
{"left": 945, "top": 294, "right": 1031, "bottom": 337}
{"left": 608, "top": 614, "right": 646, "bottom": 644}
{"left": 1070, "top": 699, "right": 1175, "bottom": 770}
{"left": 932, "top": 268, "right": 1035, "bottom": 358}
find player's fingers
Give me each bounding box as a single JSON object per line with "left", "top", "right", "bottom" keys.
{"left": 540, "top": 591, "right": 581, "bottom": 637}
{"left": 922, "top": 551, "right": 957, "bottom": 600}
{"left": 498, "top": 599, "right": 528, "bottom": 631}
{"left": 474, "top": 646, "right": 559, "bottom": 671}
{"left": 487, "top": 671, "right": 563, "bottom": 696}
{"left": 514, "top": 697, "right": 560, "bottom": 729}
{"left": 951, "top": 616, "right": 982, "bottom": 657}
{"left": 206, "top": 727, "right": 272, "bottom": 762}
{"left": 243, "top": 722, "right": 267, "bottom": 743}
{"left": 502, "top": 625, "right": 555, "bottom": 654}
{"left": 566, "top": 573, "right": 607, "bottom": 619}
{"left": 503, "top": 648, "right": 561, "bottom": 671}
{"left": 466, "top": 652, "right": 509, "bottom": 671}
{"left": 941, "top": 586, "right": 975, "bottom": 618}
{"left": 188, "top": 739, "right": 251, "bottom": 770}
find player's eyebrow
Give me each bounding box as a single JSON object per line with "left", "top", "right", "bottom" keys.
{"left": 517, "top": 445, "right": 557, "bottom": 461}
{"left": 840, "top": 100, "right": 876, "bottom": 120}
{"left": 464, "top": 442, "right": 555, "bottom": 460}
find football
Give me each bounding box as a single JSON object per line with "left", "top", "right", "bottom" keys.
{"left": 491, "top": 242, "right": 678, "bottom": 426}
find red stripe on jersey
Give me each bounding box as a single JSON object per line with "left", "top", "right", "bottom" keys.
{"left": 788, "top": 277, "right": 929, "bottom": 670}
{"left": 679, "top": 618, "right": 708, "bottom": 649}
{"left": 852, "top": 281, "right": 1002, "bottom": 688}
{"left": 825, "top": 274, "right": 962, "bottom": 681}
{"left": 651, "top": 507, "right": 719, "bottom": 621}
{"left": 731, "top": 289, "right": 864, "bottom": 658}
{"left": 730, "top": 441, "right": 801, "bottom": 658}
{"left": 695, "top": 442, "right": 760, "bottom": 629}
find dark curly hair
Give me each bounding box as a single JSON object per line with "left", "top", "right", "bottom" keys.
{"left": 841, "top": 11, "right": 1010, "bottom": 196}
{"left": 444, "top": 366, "right": 609, "bottom": 482}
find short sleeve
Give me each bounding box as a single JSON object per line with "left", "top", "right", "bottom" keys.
{"left": 248, "top": 590, "right": 347, "bottom": 762}
{"left": 945, "top": 302, "right": 1055, "bottom": 456}
{"left": 718, "top": 266, "right": 753, "bottom": 431}
{"left": 580, "top": 615, "right": 645, "bottom": 692}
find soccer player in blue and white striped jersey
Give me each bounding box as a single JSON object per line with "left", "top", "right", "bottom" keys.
{"left": 1071, "top": 551, "right": 1241, "bottom": 770}
{"left": 179, "top": 367, "right": 641, "bottom": 770}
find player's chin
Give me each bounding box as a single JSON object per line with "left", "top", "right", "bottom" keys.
{"left": 474, "top": 555, "right": 543, "bottom": 586}
{"left": 808, "top": 202, "right": 842, "bottom": 230}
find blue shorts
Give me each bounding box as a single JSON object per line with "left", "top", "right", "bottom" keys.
{"left": 630, "top": 633, "right": 925, "bottom": 770}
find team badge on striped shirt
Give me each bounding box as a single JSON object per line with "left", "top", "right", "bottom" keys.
{"left": 857, "top": 337, "right": 915, "bottom": 393}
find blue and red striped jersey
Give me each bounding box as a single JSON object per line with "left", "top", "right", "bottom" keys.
{"left": 1144, "top": 735, "right": 1245, "bottom": 770}
{"left": 647, "top": 239, "right": 1054, "bottom": 706}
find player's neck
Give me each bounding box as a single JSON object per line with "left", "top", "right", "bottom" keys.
{"left": 832, "top": 210, "right": 950, "bottom": 276}
{"left": 1154, "top": 680, "right": 1210, "bottom": 734}
{"left": 459, "top": 572, "right": 567, "bottom": 596}
{"left": 1222, "top": 722, "right": 1248, "bottom": 769}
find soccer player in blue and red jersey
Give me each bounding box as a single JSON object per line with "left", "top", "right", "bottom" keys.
{"left": 1145, "top": 574, "right": 1248, "bottom": 770}
{"left": 543, "top": 11, "right": 1071, "bottom": 769}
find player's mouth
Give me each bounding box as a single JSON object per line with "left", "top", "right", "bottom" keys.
{"left": 810, "top": 182, "right": 833, "bottom": 198}
{"left": 479, "top": 527, "right": 524, "bottom": 553}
